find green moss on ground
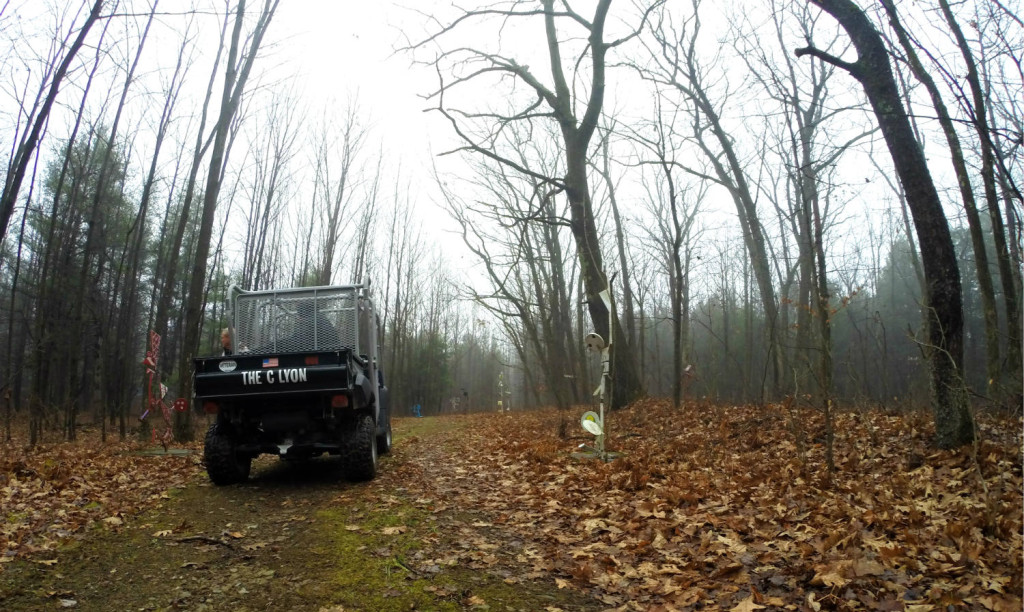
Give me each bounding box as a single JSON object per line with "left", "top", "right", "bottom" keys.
{"left": 315, "top": 495, "right": 597, "bottom": 611}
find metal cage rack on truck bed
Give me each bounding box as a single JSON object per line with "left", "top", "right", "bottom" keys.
{"left": 228, "top": 283, "right": 378, "bottom": 357}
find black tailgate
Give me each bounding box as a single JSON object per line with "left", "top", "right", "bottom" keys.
{"left": 193, "top": 351, "right": 352, "bottom": 400}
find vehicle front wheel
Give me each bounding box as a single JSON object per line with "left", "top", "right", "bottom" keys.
{"left": 343, "top": 414, "right": 378, "bottom": 481}
{"left": 204, "top": 423, "right": 251, "bottom": 485}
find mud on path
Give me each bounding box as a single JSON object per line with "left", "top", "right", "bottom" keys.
{"left": 0, "top": 417, "right": 600, "bottom": 611}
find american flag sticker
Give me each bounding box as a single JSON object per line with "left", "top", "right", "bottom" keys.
{"left": 263, "top": 357, "right": 278, "bottom": 368}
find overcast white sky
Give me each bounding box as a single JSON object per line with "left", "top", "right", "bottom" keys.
{"left": 258, "top": 1, "right": 491, "bottom": 274}
{"left": 270, "top": 1, "right": 440, "bottom": 173}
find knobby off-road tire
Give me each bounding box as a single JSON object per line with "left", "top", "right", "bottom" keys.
{"left": 376, "top": 405, "right": 392, "bottom": 455}
{"left": 343, "top": 414, "right": 377, "bottom": 481}
{"left": 203, "top": 423, "right": 252, "bottom": 485}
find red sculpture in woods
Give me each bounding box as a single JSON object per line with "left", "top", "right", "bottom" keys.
{"left": 140, "top": 330, "right": 185, "bottom": 449}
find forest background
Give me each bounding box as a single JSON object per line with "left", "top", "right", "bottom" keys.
{"left": 0, "top": 0, "right": 1020, "bottom": 447}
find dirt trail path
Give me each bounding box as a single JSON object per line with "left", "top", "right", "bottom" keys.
{"left": 0, "top": 417, "right": 600, "bottom": 611}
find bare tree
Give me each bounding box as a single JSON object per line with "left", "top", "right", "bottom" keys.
{"left": 0, "top": 0, "right": 105, "bottom": 255}
{"left": 439, "top": 126, "right": 582, "bottom": 418}
{"left": 152, "top": 2, "right": 231, "bottom": 372}
{"left": 935, "top": 0, "right": 1021, "bottom": 397}
{"left": 736, "top": 0, "right": 872, "bottom": 401}
{"left": 66, "top": 0, "right": 157, "bottom": 441}
{"left": 797, "top": 0, "right": 974, "bottom": 448}
{"left": 411, "top": 0, "right": 659, "bottom": 408}
{"left": 5, "top": 1, "right": 116, "bottom": 444}
{"left": 627, "top": 96, "right": 705, "bottom": 408}
{"left": 307, "top": 99, "right": 367, "bottom": 285}
{"left": 638, "top": 0, "right": 787, "bottom": 399}
{"left": 593, "top": 123, "right": 637, "bottom": 358}
{"left": 241, "top": 90, "right": 300, "bottom": 289}
{"left": 178, "top": 0, "right": 280, "bottom": 438}
{"left": 877, "top": 0, "right": 1004, "bottom": 396}
{"left": 379, "top": 189, "right": 423, "bottom": 410}
{"left": 350, "top": 154, "right": 381, "bottom": 285}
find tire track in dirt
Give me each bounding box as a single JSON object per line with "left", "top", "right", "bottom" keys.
{"left": 0, "top": 416, "right": 602, "bottom": 611}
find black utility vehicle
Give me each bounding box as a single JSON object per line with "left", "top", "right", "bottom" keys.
{"left": 193, "top": 283, "right": 391, "bottom": 485}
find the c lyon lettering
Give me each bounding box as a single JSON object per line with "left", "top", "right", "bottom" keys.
{"left": 242, "top": 368, "right": 307, "bottom": 385}
{"left": 275, "top": 368, "right": 308, "bottom": 383}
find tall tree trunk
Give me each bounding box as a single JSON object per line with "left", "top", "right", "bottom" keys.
{"left": 4, "top": 145, "right": 41, "bottom": 441}
{"left": 153, "top": 6, "right": 231, "bottom": 374}
{"left": 798, "top": 0, "right": 974, "bottom": 448}
{"left": 598, "top": 134, "right": 637, "bottom": 354}
{"left": 881, "top": 0, "right": 1002, "bottom": 394}
{"left": 811, "top": 174, "right": 834, "bottom": 478}
{"left": 70, "top": 0, "right": 155, "bottom": 442}
{"left": 316, "top": 102, "right": 365, "bottom": 285}
{"left": 541, "top": 193, "right": 581, "bottom": 405}
{"left": 112, "top": 11, "right": 188, "bottom": 439}
{"left": 643, "top": 3, "right": 786, "bottom": 399}
{"left": 936, "top": 0, "right": 1022, "bottom": 395}
{"left": 544, "top": 0, "right": 642, "bottom": 409}
{"left": 178, "top": 0, "right": 279, "bottom": 440}
{"left": 420, "top": 0, "right": 647, "bottom": 408}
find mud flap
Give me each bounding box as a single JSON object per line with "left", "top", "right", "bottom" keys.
{"left": 354, "top": 373, "right": 378, "bottom": 421}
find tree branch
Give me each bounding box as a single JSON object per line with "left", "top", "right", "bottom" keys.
{"left": 794, "top": 45, "right": 860, "bottom": 78}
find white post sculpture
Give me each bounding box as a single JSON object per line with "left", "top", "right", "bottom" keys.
{"left": 576, "top": 277, "right": 620, "bottom": 462}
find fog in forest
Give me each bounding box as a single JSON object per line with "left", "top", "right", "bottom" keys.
{"left": 0, "top": 0, "right": 1019, "bottom": 447}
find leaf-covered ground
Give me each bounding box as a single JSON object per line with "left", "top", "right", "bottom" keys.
{"left": 422, "top": 400, "right": 1022, "bottom": 611}
{"left": 1, "top": 435, "right": 198, "bottom": 562}
{"left": 1, "top": 400, "right": 1021, "bottom": 611}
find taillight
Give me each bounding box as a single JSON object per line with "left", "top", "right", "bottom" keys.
{"left": 305, "top": 355, "right": 319, "bottom": 365}
{"left": 203, "top": 401, "right": 219, "bottom": 414}
{"left": 331, "top": 395, "right": 349, "bottom": 408}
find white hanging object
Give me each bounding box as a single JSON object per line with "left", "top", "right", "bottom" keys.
{"left": 581, "top": 411, "right": 603, "bottom": 435}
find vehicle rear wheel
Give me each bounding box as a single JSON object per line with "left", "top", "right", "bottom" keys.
{"left": 343, "top": 414, "right": 377, "bottom": 481}
{"left": 203, "top": 423, "right": 251, "bottom": 485}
